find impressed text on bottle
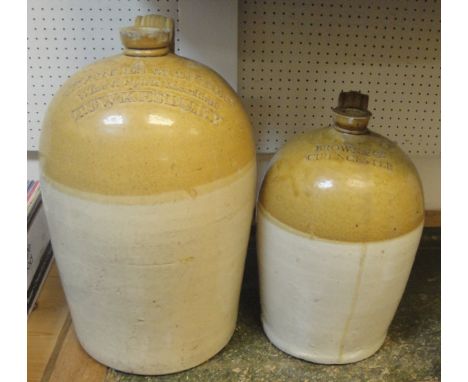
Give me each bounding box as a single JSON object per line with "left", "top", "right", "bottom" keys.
{"left": 306, "top": 144, "right": 393, "bottom": 171}
{"left": 69, "top": 62, "right": 230, "bottom": 125}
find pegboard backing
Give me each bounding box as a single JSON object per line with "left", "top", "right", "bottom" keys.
{"left": 239, "top": 0, "right": 440, "bottom": 156}
{"left": 27, "top": 0, "right": 179, "bottom": 150}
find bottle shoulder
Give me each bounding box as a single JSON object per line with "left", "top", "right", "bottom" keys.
{"left": 260, "top": 126, "right": 424, "bottom": 242}
{"left": 270, "top": 127, "right": 418, "bottom": 178}
{"left": 40, "top": 53, "right": 255, "bottom": 196}
{"left": 55, "top": 53, "right": 237, "bottom": 104}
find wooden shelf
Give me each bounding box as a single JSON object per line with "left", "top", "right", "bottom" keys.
{"left": 27, "top": 262, "right": 106, "bottom": 382}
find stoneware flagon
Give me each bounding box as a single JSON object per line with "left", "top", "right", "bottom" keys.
{"left": 257, "top": 91, "right": 424, "bottom": 364}
{"left": 39, "top": 15, "right": 256, "bottom": 375}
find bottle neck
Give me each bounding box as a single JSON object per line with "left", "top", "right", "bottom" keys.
{"left": 120, "top": 15, "right": 174, "bottom": 58}
{"left": 124, "top": 46, "right": 170, "bottom": 57}
{"left": 332, "top": 108, "right": 371, "bottom": 135}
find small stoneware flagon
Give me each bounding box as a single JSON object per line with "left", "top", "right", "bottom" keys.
{"left": 39, "top": 14, "right": 256, "bottom": 375}
{"left": 257, "top": 91, "right": 424, "bottom": 364}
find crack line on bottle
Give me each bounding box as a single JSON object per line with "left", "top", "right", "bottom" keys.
{"left": 338, "top": 243, "right": 367, "bottom": 362}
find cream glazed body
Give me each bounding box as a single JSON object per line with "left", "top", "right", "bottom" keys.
{"left": 41, "top": 164, "right": 255, "bottom": 374}
{"left": 258, "top": 207, "right": 423, "bottom": 363}
{"left": 257, "top": 92, "right": 425, "bottom": 364}
{"left": 39, "top": 15, "right": 257, "bottom": 374}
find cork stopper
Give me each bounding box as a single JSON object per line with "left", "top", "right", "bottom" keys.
{"left": 332, "top": 91, "right": 372, "bottom": 134}
{"left": 120, "top": 15, "right": 174, "bottom": 57}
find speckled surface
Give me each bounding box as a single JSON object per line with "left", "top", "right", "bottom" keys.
{"left": 105, "top": 228, "right": 440, "bottom": 382}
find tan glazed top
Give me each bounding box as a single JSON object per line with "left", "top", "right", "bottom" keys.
{"left": 40, "top": 15, "right": 255, "bottom": 196}
{"left": 259, "top": 91, "right": 424, "bottom": 242}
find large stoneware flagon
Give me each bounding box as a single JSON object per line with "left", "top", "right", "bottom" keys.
{"left": 39, "top": 15, "right": 256, "bottom": 375}
{"left": 257, "top": 91, "right": 424, "bottom": 364}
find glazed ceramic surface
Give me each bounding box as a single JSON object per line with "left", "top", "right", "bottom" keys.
{"left": 257, "top": 92, "right": 424, "bottom": 364}
{"left": 39, "top": 15, "right": 256, "bottom": 375}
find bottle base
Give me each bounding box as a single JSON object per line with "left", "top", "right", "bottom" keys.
{"left": 262, "top": 320, "right": 386, "bottom": 365}
{"left": 77, "top": 327, "right": 235, "bottom": 376}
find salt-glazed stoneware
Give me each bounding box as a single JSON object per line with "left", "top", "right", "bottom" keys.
{"left": 39, "top": 15, "right": 256, "bottom": 375}
{"left": 257, "top": 91, "right": 424, "bottom": 364}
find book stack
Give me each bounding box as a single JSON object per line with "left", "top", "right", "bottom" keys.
{"left": 27, "top": 180, "right": 53, "bottom": 314}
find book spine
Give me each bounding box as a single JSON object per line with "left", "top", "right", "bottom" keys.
{"left": 27, "top": 244, "right": 53, "bottom": 314}
{"left": 27, "top": 200, "right": 51, "bottom": 289}
{"left": 28, "top": 181, "right": 41, "bottom": 217}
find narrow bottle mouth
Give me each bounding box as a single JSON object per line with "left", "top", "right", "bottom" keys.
{"left": 120, "top": 15, "right": 174, "bottom": 57}
{"left": 331, "top": 92, "right": 372, "bottom": 134}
